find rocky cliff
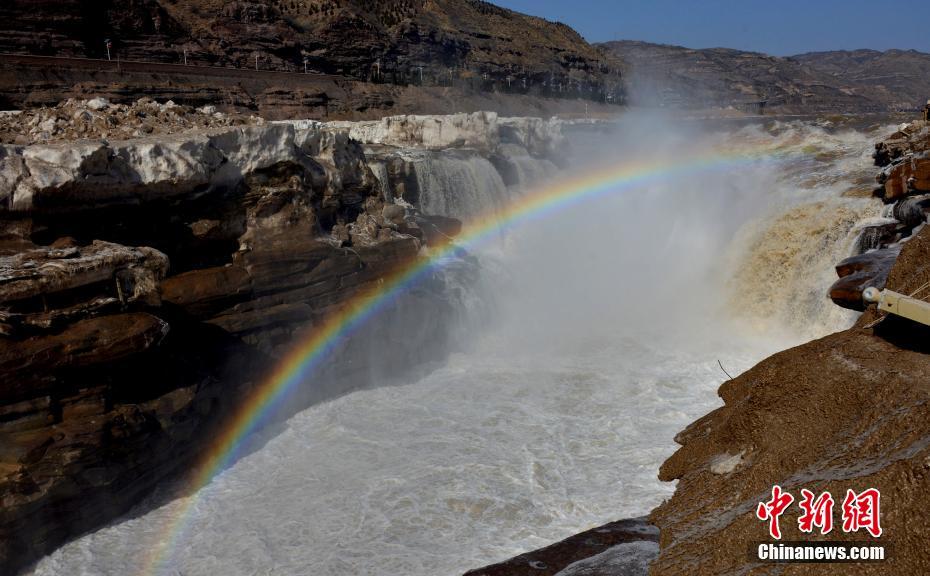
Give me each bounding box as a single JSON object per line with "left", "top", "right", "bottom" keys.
{"left": 600, "top": 40, "right": 930, "bottom": 114}
{"left": 0, "top": 108, "right": 568, "bottom": 574}
{"left": 0, "top": 0, "right": 623, "bottom": 118}
{"left": 0, "top": 0, "right": 619, "bottom": 86}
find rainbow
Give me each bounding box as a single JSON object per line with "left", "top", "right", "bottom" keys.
{"left": 141, "top": 141, "right": 792, "bottom": 574}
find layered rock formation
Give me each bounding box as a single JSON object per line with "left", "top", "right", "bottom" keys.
{"left": 0, "top": 109, "right": 574, "bottom": 574}
{"left": 0, "top": 54, "right": 623, "bottom": 123}
{"left": 0, "top": 0, "right": 624, "bottom": 119}
{"left": 0, "top": 0, "right": 620, "bottom": 91}
{"left": 795, "top": 50, "right": 930, "bottom": 112}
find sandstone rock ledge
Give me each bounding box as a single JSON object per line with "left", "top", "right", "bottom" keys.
{"left": 0, "top": 117, "right": 483, "bottom": 573}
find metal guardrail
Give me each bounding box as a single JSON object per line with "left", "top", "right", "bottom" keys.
{"left": 864, "top": 287, "right": 930, "bottom": 327}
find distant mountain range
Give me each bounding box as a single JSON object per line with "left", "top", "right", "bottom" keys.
{"left": 600, "top": 40, "right": 930, "bottom": 113}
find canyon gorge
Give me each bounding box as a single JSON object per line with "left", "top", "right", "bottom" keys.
{"left": 4, "top": 99, "right": 924, "bottom": 575}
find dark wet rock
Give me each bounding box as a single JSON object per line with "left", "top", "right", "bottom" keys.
{"left": 0, "top": 240, "right": 167, "bottom": 307}
{"left": 829, "top": 245, "right": 901, "bottom": 310}
{"left": 832, "top": 123, "right": 930, "bottom": 310}
{"left": 892, "top": 194, "right": 930, "bottom": 229}
{"left": 464, "top": 518, "right": 659, "bottom": 576}
{"left": 853, "top": 220, "right": 902, "bottom": 254}
{"left": 415, "top": 214, "right": 464, "bottom": 246}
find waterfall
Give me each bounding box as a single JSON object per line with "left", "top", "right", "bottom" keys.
{"left": 405, "top": 149, "right": 511, "bottom": 220}
{"left": 492, "top": 143, "right": 559, "bottom": 190}
{"left": 506, "top": 154, "right": 557, "bottom": 189}
{"left": 722, "top": 120, "right": 889, "bottom": 340}
{"left": 368, "top": 161, "right": 393, "bottom": 203}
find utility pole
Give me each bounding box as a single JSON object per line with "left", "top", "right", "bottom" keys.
{"left": 104, "top": 38, "right": 112, "bottom": 61}
{"left": 417, "top": 65, "right": 423, "bottom": 84}
{"left": 304, "top": 57, "right": 308, "bottom": 74}
{"left": 183, "top": 47, "right": 188, "bottom": 66}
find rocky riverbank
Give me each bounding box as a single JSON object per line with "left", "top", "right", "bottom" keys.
{"left": 829, "top": 118, "right": 930, "bottom": 309}
{"left": 0, "top": 110, "right": 570, "bottom": 574}
{"left": 649, "top": 222, "right": 930, "bottom": 575}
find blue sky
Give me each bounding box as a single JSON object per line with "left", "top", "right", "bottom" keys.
{"left": 492, "top": 0, "right": 930, "bottom": 56}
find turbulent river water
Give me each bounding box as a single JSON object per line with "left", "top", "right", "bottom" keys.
{"left": 30, "top": 115, "right": 891, "bottom": 576}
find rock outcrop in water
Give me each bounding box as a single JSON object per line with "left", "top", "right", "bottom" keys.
{"left": 465, "top": 518, "right": 658, "bottom": 576}
{"left": 0, "top": 109, "right": 569, "bottom": 574}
